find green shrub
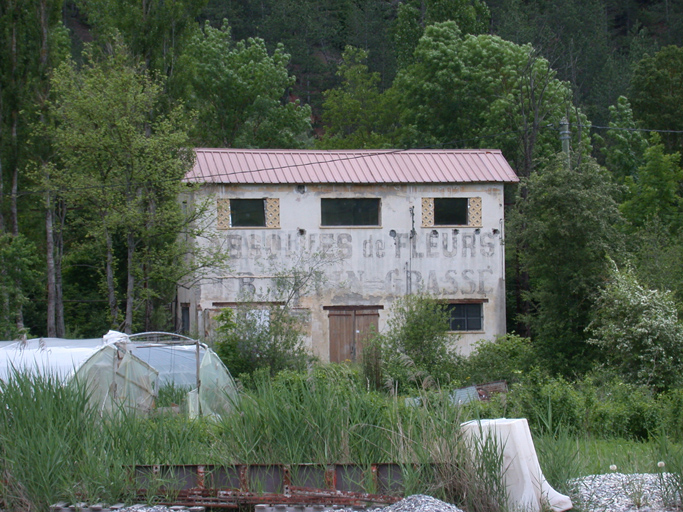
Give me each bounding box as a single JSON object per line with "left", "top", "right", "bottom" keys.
{"left": 382, "top": 294, "right": 463, "bottom": 390}
{"left": 456, "top": 333, "right": 538, "bottom": 385}
{"left": 214, "top": 305, "right": 312, "bottom": 378}
{"left": 655, "top": 387, "right": 683, "bottom": 438}
{"left": 481, "top": 370, "right": 665, "bottom": 440}
{"left": 588, "top": 263, "right": 683, "bottom": 391}
{"left": 584, "top": 377, "right": 661, "bottom": 439}
{"left": 214, "top": 251, "right": 333, "bottom": 378}
{"left": 506, "top": 374, "right": 585, "bottom": 434}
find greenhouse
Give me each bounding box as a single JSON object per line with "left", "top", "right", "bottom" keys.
{"left": 0, "top": 330, "right": 238, "bottom": 418}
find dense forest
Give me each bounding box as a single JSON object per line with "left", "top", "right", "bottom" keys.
{"left": 2, "top": 0, "right": 683, "bottom": 379}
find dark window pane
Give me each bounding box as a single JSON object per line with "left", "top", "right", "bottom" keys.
{"left": 181, "top": 305, "right": 190, "bottom": 334}
{"left": 434, "top": 198, "right": 468, "bottom": 225}
{"left": 446, "top": 303, "right": 483, "bottom": 331}
{"left": 321, "top": 198, "right": 380, "bottom": 226}
{"left": 231, "top": 199, "right": 266, "bottom": 227}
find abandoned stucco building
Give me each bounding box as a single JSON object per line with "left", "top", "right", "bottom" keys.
{"left": 178, "top": 149, "right": 519, "bottom": 359}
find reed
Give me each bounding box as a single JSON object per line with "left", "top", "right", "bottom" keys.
{"left": 9, "top": 365, "right": 675, "bottom": 511}
{"left": 0, "top": 370, "right": 128, "bottom": 510}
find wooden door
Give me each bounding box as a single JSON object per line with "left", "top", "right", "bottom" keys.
{"left": 327, "top": 307, "right": 380, "bottom": 363}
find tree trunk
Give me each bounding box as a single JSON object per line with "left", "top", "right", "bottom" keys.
{"left": 143, "top": 262, "right": 152, "bottom": 331}
{"left": 10, "top": 115, "right": 19, "bottom": 237}
{"left": 124, "top": 232, "right": 135, "bottom": 334}
{"left": 0, "top": 84, "right": 5, "bottom": 234}
{"left": 46, "top": 192, "right": 56, "bottom": 337}
{"left": 105, "top": 226, "right": 119, "bottom": 327}
{"left": 55, "top": 198, "right": 65, "bottom": 337}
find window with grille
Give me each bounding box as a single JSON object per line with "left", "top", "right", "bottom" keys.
{"left": 421, "top": 197, "right": 482, "bottom": 227}
{"left": 446, "top": 303, "right": 483, "bottom": 331}
{"left": 216, "top": 198, "right": 280, "bottom": 229}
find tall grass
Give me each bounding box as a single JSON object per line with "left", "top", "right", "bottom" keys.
{"left": 0, "top": 367, "right": 512, "bottom": 511}
{"left": 0, "top": 371, "right": 220, "bottom": 510}
{"left": 6, "top": 365, "right": 679, "bottom": 512}
{"left": 215, "top": 367, "right": 509, "bottom": 512}
{"left": 0, "top": 370, "right": 130, "bottom": 510}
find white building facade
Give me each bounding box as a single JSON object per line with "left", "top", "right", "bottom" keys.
{"left": 178, "top": 149, "right": 519, "bottom": 359}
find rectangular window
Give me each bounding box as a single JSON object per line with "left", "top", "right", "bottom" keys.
{"left": 230, "top": 199, "right": 266, "bottom": 227}
{"left": 422, "top": 197, "right": 482, "bottom": 227}
{"left": 434, "top": 198, "right": 468, "bottom": 225}
{"left": 446, "top": 303, "right": 483, "bottom": 331}
{"left": 180, "top": 304, "right": 190, "bottom": 334}
{"left": 321, "top": 198, "right": 380, "bottom": 226}
{"left": 217, "top": 198, "right": 280, "bottom": 229}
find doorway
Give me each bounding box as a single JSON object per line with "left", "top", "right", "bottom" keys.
{"left": 325, "top": 306, "right": 381, "bottom": 363}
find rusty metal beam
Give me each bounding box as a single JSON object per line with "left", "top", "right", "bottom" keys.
{"left": 133, "top": 464, "right": 405, "bottom": 509}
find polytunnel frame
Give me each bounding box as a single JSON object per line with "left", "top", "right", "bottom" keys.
{"left": 0, "top": 331, "right": 236, "bottom": 418}
{"left": 126, "top": 332, "right": 201, "bottom": 388}
{"left": 122, "top": 331, "right": 222, "bottom": 417}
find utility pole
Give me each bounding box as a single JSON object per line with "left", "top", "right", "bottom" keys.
{"left": 559, "top": 117, "right": 571, "bottom": 169}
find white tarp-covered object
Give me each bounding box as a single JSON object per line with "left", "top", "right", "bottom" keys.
{"left": 460, "top": 418, "right": 573, "bottom": 512}
{"left": 0, "top": 331, "right": 238, "bottom": 417}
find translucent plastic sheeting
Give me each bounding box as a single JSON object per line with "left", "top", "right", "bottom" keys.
{"left": 128, "top": 344, "right": 201, "bottom": 388}
{"left": 187, "top": 388, "right": 200, "bottom": 418}
{"left": 0, "top": 333, "right": 239, "bottom": 418}
{"left": 113, "top": 350, "right": 158, "bottom": 413}
{"left": 75, "top": 344, "right": 158, "bottom": 414}
{"left": 198, "top": 349, "right": 238, "bottom": 418}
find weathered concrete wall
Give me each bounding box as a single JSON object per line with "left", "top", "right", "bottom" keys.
{"left": 178, "top": 183, "right": 508, "bottom": 358}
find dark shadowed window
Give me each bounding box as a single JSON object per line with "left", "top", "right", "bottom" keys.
{"left": 231, "top": 199, "right": 266, "bottom": 227}
{"left": 434, "top": 198, "right": 468, "bottom": 225}
{"left": 321, "top": 198, "right": 380, "bottom": 226}
{"left": 180, "top": 304, "right": 190, "bottom": 334}
{"left": 446, "top": 303, "right": 483, "bottom": 331}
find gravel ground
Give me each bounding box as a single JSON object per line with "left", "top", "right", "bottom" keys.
{"left": 570, "top": 472, "right": 681, "bottom": 512}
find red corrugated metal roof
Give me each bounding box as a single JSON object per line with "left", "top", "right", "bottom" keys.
{"left": 187, "top": 149, "right": 519, "bottom": 184}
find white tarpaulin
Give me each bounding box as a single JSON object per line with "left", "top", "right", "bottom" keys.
{"left": 0, "top": 337, "right": 105, "bottom": 381}
{"left": 460, "top": 418, "right": 573, "bottom": 512}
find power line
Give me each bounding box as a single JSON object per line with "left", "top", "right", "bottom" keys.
{"left": 2, "top": 137, "right": 519, "bottom": 198}
{"left": 580, "top": 124, "right": 683, "bottom": 134}
{"left": 188, "top": 147, "right": 413, "bottom": 181}
{"left": 3, "top": 123, "right": 683, "bottom": 199}
{"left": 186, "top": 131, "right": 524, "bottom": 183}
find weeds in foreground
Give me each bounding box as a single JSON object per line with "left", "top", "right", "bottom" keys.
{"left": 6, "top": 367, "right": 683, "bottom": 512}
{"left": 621, "top": 473, "right": 649, "bottom": 509}
{"left": 653, "top": 435, "right": 683, "bottom": 508}
{"left": 452, "top": 425, "right": 509, "bottom": 512}
{"left": 0, "top": 371, "right": 133, "bottom": 511}
{"left": 0, "top": 368, "right": 512, "bottom": 512}
{"left": 535, "top": 426, "right": 581, "bottom": 496}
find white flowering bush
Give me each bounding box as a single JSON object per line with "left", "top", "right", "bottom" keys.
{"left": 588, "top": 263, "right": 683, "bottom": 390}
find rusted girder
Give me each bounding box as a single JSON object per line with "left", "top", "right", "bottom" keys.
{"left": 134, "top": 464, "right": 405, "bottom": 509}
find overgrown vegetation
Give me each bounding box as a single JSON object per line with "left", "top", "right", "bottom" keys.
{"left": 4, "top": 360, "right": 683, "bottom": 512}
{"left": 376, "top": 295, "right": 462, "bottom": 391}
{"left": 212, "top": 251, "right": 330, "bottom": 378}
{"left": 5, "top": 2, "right": 683, "bottom": 508}
{"left": 0, "top": 368, "right": 508, "bottom": 511}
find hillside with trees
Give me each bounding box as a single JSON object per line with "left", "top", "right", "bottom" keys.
{"left": 2, "top": 0, "right": 683, "bottom": 385}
